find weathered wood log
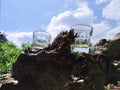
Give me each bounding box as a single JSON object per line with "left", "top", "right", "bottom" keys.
{"left": 0, "top": 30, "right": 120, "bottom": 90}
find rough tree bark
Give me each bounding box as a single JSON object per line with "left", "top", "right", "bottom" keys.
{"left": 0, "top": 30, "right": 120, "bottom": 90}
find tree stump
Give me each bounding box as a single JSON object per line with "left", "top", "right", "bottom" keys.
{"left": 0, "top": 30, "right": 120, "bottom": 90}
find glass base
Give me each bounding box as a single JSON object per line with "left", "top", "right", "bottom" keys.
{"left": 72, "top": 47, "right": 90, "bottom": 53}
{"left": 32, "top": 46, "right": 44, "bottom": 51}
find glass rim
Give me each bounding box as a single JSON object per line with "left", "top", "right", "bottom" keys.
{"left": 70, "top": 24, "right": 93, "bottom": 36}
{"left": 33, "top": 30, "right": 51, "bottom": 39}
{"left": 71, "top": 24, "right": 93, "bottom": 30}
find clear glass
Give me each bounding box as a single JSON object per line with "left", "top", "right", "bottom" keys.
{"left": 32, "top": 30, "right": 51, "bottom": 49}
{"left": 71, "top": 24, "right": 93, "bottom": 53}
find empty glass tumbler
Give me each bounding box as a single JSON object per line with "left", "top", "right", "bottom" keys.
{"left": 71, "top": 24, "right": 93, "bottom": 52}
{"left": 32, "top": 30, "right": 51, "bottom": 49}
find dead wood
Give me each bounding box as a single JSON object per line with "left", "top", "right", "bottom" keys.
{"left": 0, "top": 30, "right": 120, "bottom": 90}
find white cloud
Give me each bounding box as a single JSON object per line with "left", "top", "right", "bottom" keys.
{"left": 91, "top": 21, "right": 120, "bottom": 44}
{"left": 47, "top": 2, "right": 94, "bottom": 40}
{"left": 6, "top": 32, "right": 33, "bottom": 47}
{"left": 106, "top": 25, "right": 120, "bottom": 39}
{"left": 96, "top": 0, "right": 110, "bottom": 4}
{"left": 91, "top": 21, "right": 111, "bottom": 44}
{"left": 92, "top": 21, "right": 110, "bottom": 36}
{"left": 102, "top": 0, "right": 120, "bottom": 21}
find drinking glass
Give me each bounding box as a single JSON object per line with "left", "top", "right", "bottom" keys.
{"left": 32, "top": 30, "right": 51, "bottom": 49}
{"left": 71, "top": 24, "right": 93, "bottom": 53}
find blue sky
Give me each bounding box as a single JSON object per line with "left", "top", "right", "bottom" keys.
{"left": 0, "top": 0, "right": 120, "bottom": 47}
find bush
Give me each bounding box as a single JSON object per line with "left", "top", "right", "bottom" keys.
{"left": 0, "top": 41, "right": 21, "bottom": 73}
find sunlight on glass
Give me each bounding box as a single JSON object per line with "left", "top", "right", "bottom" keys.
{"left": 32, "top": 30, "right": 51, "bottom": 49}
{"left": 71, "top": 24, "right": 93, "bottom": 53}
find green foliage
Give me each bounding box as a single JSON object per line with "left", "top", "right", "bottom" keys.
{"left": 0, "top": 41, "right": 21, "bottom": 73}
{"left": 75, "top": 39, "right": 83, "bottom": 44}
{"left": 21, "top": 42, "right": 32, "bottom": 51}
